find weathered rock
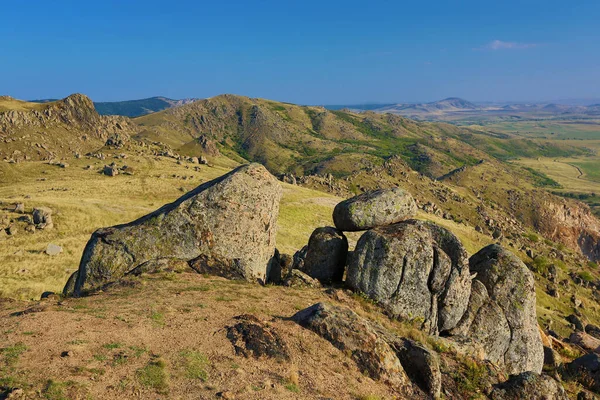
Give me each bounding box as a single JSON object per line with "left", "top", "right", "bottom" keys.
{"left": 333, "top": 188, "right": 417, "bottom": 231}
{"left": 103, "top": 165, "right": 119, "bottom": 176}
{"left": 586, "top": 324, "right": 600, "bottom": 340}
{"left": 567, "top": 354, "right": 600, "bottom": 392}
{"left": 292, "top": 245, "right": 308, "bottom": 271}
{"left": 226, "top": 314, "right": 289, "bottom": 360}
{"left": 283, "top": 269, "right": 321, "bottom": 288}
{"left": 569, "top": 332, "right": 600, "bottom": 353}
{"left": 381, "top": 335, "right": 442, "bottom": 399}
{"left": 568, "top": 314, "right": 586, "bottom": 332}
{"left": 14, "top": 203, "right": 25, "bottom": 213}
{"left": 347, "top": 220, "right": 471, "bottom": 335}
{"left": 292, "top": 303, "right": 409, "bottom": 391}
{"left": 66, "top": 164, "right": 281, "bottom": 295}
{"left": 303, "top": 227, "right": 348, "bottom": 284}
{"left": 489, "top": 372, "right": 568, "bottom": 400}
{"left": 459, "top": 244, "right": 543, "bottom": 375}
{"left": 33, "top": 207, "right": 53, "bottom": 230}
{"left": 45, "top": 243, "right": 63, "bottom": 256}
{"left": 127, "top": 257, "right": 190, "bottom": 276}
{"left": 267, "top": 249, "right": 284, "bottom": 284}
{"left": 544, "top": 346, "right": 562, "bottom": 369}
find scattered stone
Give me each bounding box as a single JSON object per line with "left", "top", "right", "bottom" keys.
{"left": 33, "top": 207, "right": 53, "bottom": 230}
{"left": 347, "top": 220, "right": 471, "bottom": 335}
{"left": 66, "top": 164, "right": 281, "bottom": 296}
{"left": 226, "top": 314, "right": 290, "bottom": 360}
{"left": 333, "top": 188, "right": 417, "bottom": 231}
{"left": 102, "top": 165, "right": 119, "bottom": 176}
{"left": 14, "top": 203, "right": 25, "bottom": 213}
{"left": 45, "top": 243, "right": 63, "bottom": 256}
{"left": 568, "top": 314, "right": 586, "bottom": 332}
{"left": 303, "top": 227, "right": 348, "bottom": 284}
{"left": 489, "top": 372, "right": 568, "bottom": 400}
{"left": 283, "top": 270, "right": 321, "bottom": 288}
{"left": 61, "top": 351, "right": 74, "bottom": 357}
{"left": 6, "top": 225, "right": 17, "bottom": 235}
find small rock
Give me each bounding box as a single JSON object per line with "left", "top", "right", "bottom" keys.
{"left": 103, "top": 165, "right": 119, "bottom": 176}
{"left": 283, "top": 270, "right": 321, "bottom": 288}
{"left": 61, "top": 350, "right": 74, "bottom": 357}
{"left": 14, "top": 203, "right": 25, "bottom": 213}
{"left": 45, "top": 243, "right": 63, "bottom": 256}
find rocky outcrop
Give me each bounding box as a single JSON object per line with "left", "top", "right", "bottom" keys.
{"left": 303, "top": 227, "right": 348, "bottom": 284}
{"left": 65, "top": 163, "right": 281, "bottom": 295}
{"left": 534, "top": 196, "right": 600, "bottom": 262}
{"left": 347, "top": 220, "right": 472, "bottom": 335}
{"left": 489, "top": 372, "right": 568, "bottom": 400}
{"left": 292, "top": 303, "right": 409, "bottom": 392}
{"left": 333, "top": 188, "right": 417, "bottom": 231}
{"left": 0, "top": 94, "right": 137, "bottom": 161}
{"left": 451, "top": 244, "right": 543, "bottom": 375}
{"left": 292, "top": 302, "right": 443, "bottom": 398}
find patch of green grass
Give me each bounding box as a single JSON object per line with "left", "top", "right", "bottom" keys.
{"left": 1, "top": 343, "right": 27, "bottom": 366}
{"left": 150, "top": 311, "right": 165, "bottom": 326}
{"left": 92, "top": 354, "right": 107, "bottom": 362}
{"left": 22, "top": 331, "right": 35, "bottom": 336}
{"left": 356, "top": 396, "right": 382, "bottom": 400}
{"left": 43, "top": 380, "right": 67, "bottom": 400}
{"left": 136, "top": 358, "right": 169, "bottom": 394}
{"left": 284, "top": 383, "right": 300, "bottom": 393}
{"left": 453, "top": 359, "right": 488, "bottom": 396}
{"left": 523, "top": 232, "right": 539, "bottom": 243}
{"left": 579, "top": 271, "right": 595, "bottom": 283}
{"left": 214, "top": 295, "right": 235, "bottom": 302}
{"left": 129, "top": 345, "right": 147, "bottom": 357}
{"left": 179, "top": 350, "right": 209, "bottom": 381}
{"left": 531, "top": 256, "right": 551, "bottom": 274}
{"left": 102, "top": 342, "right": 123, "bottom": 350}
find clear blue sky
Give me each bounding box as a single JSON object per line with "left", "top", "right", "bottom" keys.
{"left": 2, "top": 0, "right": 599, "bottom": 104}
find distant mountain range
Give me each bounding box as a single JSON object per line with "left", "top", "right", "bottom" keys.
{"left": 25, "top": 95, "right": 600, "bottom": 120}
{"left": 325, "top": 97, "right": 600, "bottom": 121}
{"left": 30, "top": 96, "right": 199, "bottom": 117}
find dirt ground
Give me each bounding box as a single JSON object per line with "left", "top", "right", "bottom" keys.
{"left": 0, "top": 271, "right": 408, "bottom": 400}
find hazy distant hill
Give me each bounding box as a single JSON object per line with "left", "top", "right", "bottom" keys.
{"left": 93, "top": 96, "right": 199, "bottom": 117}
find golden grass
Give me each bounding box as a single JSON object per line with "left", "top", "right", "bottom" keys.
{"left": 0, "top": 154, "right": 352, "bottom": 299}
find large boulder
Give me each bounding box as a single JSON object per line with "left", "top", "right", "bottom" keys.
{"left": 453, "top": 244, "right": 543, "bottom": 375}
{"left": 333, "top": 188, "right": 417, "bottom": 231}
{"left": 292, "top": 303, "right": 409, "bottom": 392}
{"left": 347, "top": 220, "right": 472, "bottom": 335}
{"left": 489, "top": 372, "right": 568, "bottom": 400}
{"left": 303, "top": 227, "right": 348, "bottom": 284}
{"left": 65, "top": 163, "right": 281, "bottom": 296}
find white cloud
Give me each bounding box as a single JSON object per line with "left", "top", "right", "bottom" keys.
{"left": 476, "top": 40, "right": 538, "bottom": 51}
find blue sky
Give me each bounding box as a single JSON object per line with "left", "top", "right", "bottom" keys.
{"left": 1, "top": 0, "right": 599, "bottom": 104}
